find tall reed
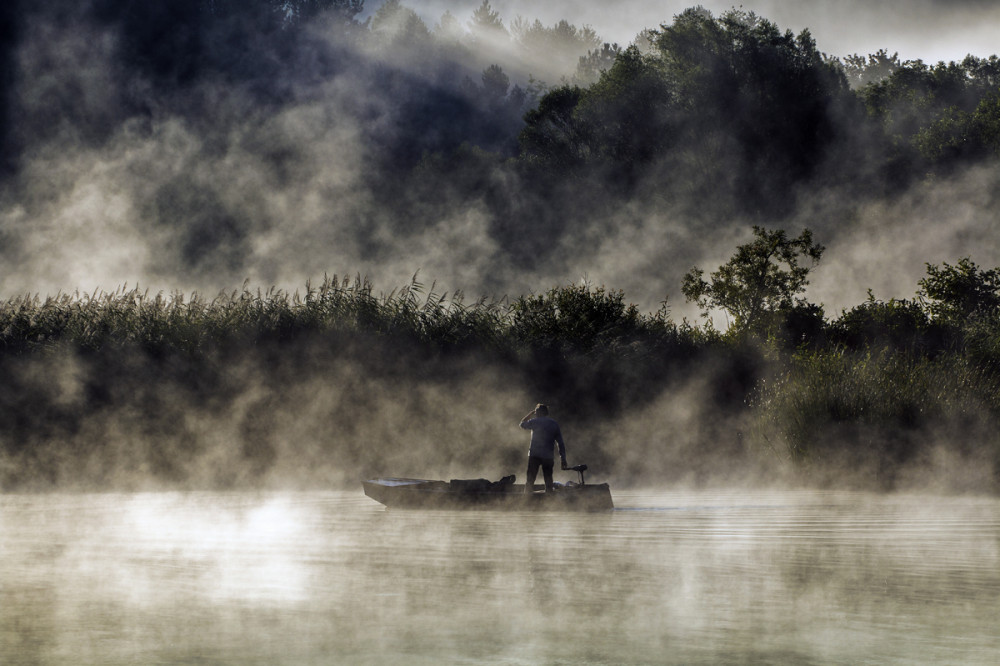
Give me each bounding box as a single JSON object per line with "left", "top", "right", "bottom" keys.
{"left": 751, "top": 347, "right": 1000, "bottom": 482}
{"left": 1, "top": 277, "right": 696, "bottom": 360}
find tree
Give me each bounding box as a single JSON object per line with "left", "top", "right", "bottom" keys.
{"left": 973, "top": 91, "right": 1000, "bottom": 155}
{"left": 861, "top": 59, "right": 991, "bottom": 144}
{"left": 93, "top": 0, "right": 366, "bottom": 88}
{"left": 682, "top": 227, "right": 824, "bottom": 337}
{"left": 434, "top": 10, "right": 464, "bottom": 42}
{"left": 654, "top": 9, "right": 851, "bottom": 196}
{"left": 510, "top": 284, "right": 645, "bottom": 353}
{"left": 574, "top": 45, "right": 675, "bottom": 171}
{"left": 828, "top": 293, "right": 937, "bottom": 353}
{"left": 917, "top": 258, "right": 1000, "bottom": 326}
{"left": 519, "top": 44, "right": 675, "bottom": 181}
{"left": 516, "top": 7, "right": 857, "bottom": 217}
{"left": 370, "top": 0, "right": 430, "bottom": 46}
{"left": 518, "top": 85, "right": 587, "bottom": 170}
{"left": 481, "top": 64, "right": 510, "bottom": 101}
{"left": 855, "top": 55, "right": 1000, "bottom": 173}
{"left": 469, "top": 0, "right": 506, "bottom": 39}
{"left": 574, "top": 42, "right": 621, "bottom": 85}
{"left": 841, "top": 49, "right": 901, "bottom": 88}
{"left": 509, "top": 17, "right": 602, "bottom": 74}
{"left": 292, "top": 0, "right": 365, "bottom": 23}
{"left": 912, "top": 89, "right": 1000, "bottom": 163}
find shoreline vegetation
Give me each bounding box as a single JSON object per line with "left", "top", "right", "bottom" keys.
{"left": 2, "top": 249, "right": 999, "bottom": 493}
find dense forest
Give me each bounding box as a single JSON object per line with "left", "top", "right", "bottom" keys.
{"left": 1, "top": 2, "right": 1000, "bottom": 492}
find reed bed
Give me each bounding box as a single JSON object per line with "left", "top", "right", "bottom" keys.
{"left": 0, "top": 276, "right": 482, "bottom": 353}
{"left": 0, "top": 277, "right": 699, "bottom": 361}
{"left": 752, "top": 348, "right": 1000, "bottom": 483}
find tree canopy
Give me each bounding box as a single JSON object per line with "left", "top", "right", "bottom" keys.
{"left": 682, "top": 227, "right": 825, "bottom": 338}
{"left": 918, "top": 258, "right": 1000, "bottom": 325}
{"left": 518, "top": 8, "right": 857, "bottom": 218}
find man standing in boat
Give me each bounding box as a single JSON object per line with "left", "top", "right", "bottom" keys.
{"left": 519, "top": 403, "right": 568, "bottom": 493}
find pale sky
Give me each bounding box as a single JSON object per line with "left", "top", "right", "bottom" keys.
{"left": 390, "top": 0, "right": 1000, "bottom": 63}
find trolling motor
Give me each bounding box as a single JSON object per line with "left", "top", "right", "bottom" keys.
{"left": 565, "top": 464, "right": 588, "bottom": 485}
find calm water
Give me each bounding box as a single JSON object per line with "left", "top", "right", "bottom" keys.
{"left": 1, "top": 489, "right": 998, "bottom": 665}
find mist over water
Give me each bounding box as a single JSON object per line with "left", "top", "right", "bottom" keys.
{"left": 3, "top": 489, "right": 998, "bottom": 664}
{"left": 3, "top": 4, "right": 1000, "bottom": 661}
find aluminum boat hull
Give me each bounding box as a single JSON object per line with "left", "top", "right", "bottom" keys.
{"left": 362, "top": 477, "right": 614, "bottom": 511}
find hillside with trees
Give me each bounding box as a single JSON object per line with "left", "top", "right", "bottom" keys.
{"left": 1, "top": 3, "right": 999, "bottom": 492}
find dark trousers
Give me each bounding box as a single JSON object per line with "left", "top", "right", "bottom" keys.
{"left": 525, "top": 456, "right": 554, "bottom": 492}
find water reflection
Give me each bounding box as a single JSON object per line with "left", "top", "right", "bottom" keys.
{"left": 1, "top": 490, "right": 998, "bottom": 664}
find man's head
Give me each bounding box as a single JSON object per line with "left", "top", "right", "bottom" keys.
{"left": 534, "top": 403, "right": 549, "bottom": 416}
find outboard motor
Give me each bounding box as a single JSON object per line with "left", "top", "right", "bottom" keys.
{"left": 567, "top": 464, "right": 588, "bottom": 485}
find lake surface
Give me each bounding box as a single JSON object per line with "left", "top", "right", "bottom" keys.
{"left": 1, "top": 489, "right": 998, "bottom": 665}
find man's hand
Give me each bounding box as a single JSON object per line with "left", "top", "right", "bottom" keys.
{"left": 561, "top": 460, "right": 568, "bottom": 470}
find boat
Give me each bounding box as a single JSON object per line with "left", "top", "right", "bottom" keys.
{"left": 362, "top": 464, "right": 613, "bottom": 511}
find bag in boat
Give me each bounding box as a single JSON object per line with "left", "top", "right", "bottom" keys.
{"left": 449, "top": 475, "right": 516, "bottom": 492}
